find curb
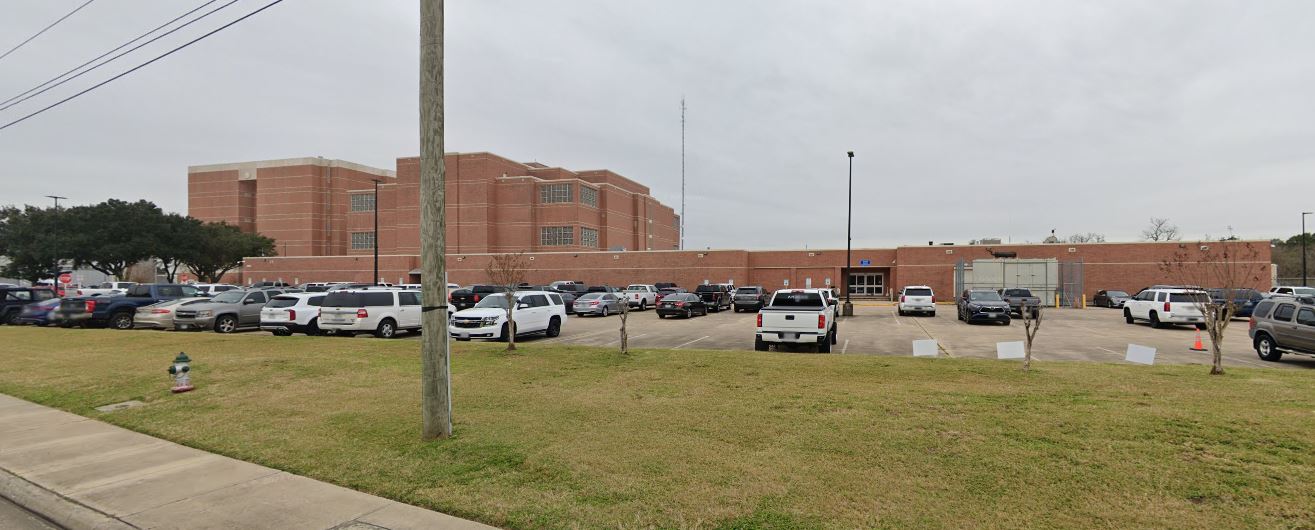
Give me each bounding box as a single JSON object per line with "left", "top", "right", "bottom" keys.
{"left": 0, "top": 467, "right": 137, "bottom": 530}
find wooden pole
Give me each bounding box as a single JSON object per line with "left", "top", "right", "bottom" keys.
{"left": 419, "top": 0, "right": 451, "bottom": 439}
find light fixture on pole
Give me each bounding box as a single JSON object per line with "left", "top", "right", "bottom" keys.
{"left": 373, "top": 179, "right": 382, "bottom": 285}
{"left": 843, "top": 151, "right": 854, "bottom": 317}
{"left": 1303, "top": 211, "right": 1312, "bottom": 287}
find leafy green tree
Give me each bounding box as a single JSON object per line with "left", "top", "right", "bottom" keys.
{"left": 0, "top": 206, "right": 64, "bottom": 283}
{"left": 181, "top": 222, "right": 276, "bottom": 283}
{"left": 64, "top": 199, "right": 165, "bottom": 280}
{"left": 155, "top": 214, "right": 203, "bottom": 283}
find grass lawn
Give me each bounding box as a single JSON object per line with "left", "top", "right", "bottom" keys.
{"left": 1, "top": 327, "right": 1313, "bottom": 529}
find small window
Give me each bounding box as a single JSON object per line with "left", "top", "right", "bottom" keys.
{"left": 547, "top": 293, "right": 563, "bottom": 305}
{"left": 1297, "top": 308, "right": 1315, "bottom": 327}
{"left": 308, "top": 295, "right": 325, "bottom": 307}
{"left": 246, "top": 292, "right": 267, "bottom": 304}
{"left": 540, "top": 183, "right": 572, "bottom": 204}
{"left": 524, "top": 295, "right": 550, "bottom": 308}
{"left": 399, "top": 292, "right": 420, "bottom": 306}
{"left": 7, "top": 291, "right": 31, "bottom": 301}
{"left": 580, "top": 186, "right": 599, "bottom": 207}
{"left": 1273, "top": 304, "right": 1296, "bottom": 321}
{"left": 1253, "top": 301, "right": 1274, "bottom": 319}
{"left": 363, "top": 292, "right": 395, "bottom": 306}
{"left": 350, "top": 193, "right": 376, "bottom": 212}
{"left": 351, "top": 232, "right": 376, "bottom": 250}
{"left": 266, "top": 297, "right": 298, "bottom": 309}
{"left": 581, "top": 227, "right": 599, "bottom": 248}
{"left": 540, "top": 226, "right": 574, "bottom": 246}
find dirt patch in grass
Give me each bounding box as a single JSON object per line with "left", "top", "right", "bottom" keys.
{"left": 1, "top": 327, "right": 1313, "bottom": 528}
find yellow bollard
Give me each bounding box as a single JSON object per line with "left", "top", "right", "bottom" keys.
{"left": 1082, "top": 294, "right": 1087, "bottom": 309}
{"left": 1054, "top": 294, "right": 1060, "bottom": 307}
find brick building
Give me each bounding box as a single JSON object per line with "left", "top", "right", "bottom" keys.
{"left": 188, "top": 152, "right": 680, "bottom": 258}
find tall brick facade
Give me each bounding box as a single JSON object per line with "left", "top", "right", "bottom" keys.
{"left": 188, "top": 152, "right": 680, "bottom": 257}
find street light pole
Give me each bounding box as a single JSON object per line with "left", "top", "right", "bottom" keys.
{"left": 373, "top": 179, "right": 381, "bottom": 285}
{"left": 1303, "top": 211, "right": 1312, "bottom": 287}
{"left": 843, "top": 151, "right": 854, "bottom": 317}
{"left": 46, "top": 195, "right": 67, "bottom": 289}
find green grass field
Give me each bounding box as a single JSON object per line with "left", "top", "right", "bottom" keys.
{"left": 1, "top": 327, "right": 1312, "bottom": 529}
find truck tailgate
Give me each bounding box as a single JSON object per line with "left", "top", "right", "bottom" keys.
{"left": 759, "top": 310, "right": 823, "bottom": 333}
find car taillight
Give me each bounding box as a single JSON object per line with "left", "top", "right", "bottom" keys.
{"left": 1164, "top": 302, "right": 1171, "bottom": 312}
{"left": 818, "top": 315, "right": 826, "bottom": 329}
{"left": 931, "top": 295, "right": 935, "bottom": 303}
{"left": 356, "top": 309, "right": 368, "bottom": 318}
{"left": 473, "top": 294, "right": 481, "bottom": 302}
{"left": 151, "top": 309, "right": 170, "bottom": 314}
{"left": 590, "top": 301, "right": 599, "bottom": 306}
{"left": 900, "top": 295, "right": 906, "bottom": 302}
{"left": 288, "top": 309, "right": 296, "bottom": 320}
{"left": 85, "top": 300, "right": 95, "bottom": 312}
{"left": 756, "top": 314, "right": 762, "bottom": 327}
{"left": 1248, "top": 317, "right": 1256, "bottom": 331}
{"left": 76, "top": 290, "right": 84, "bottom": 295}
{"left": 675, "top": 301, "right": 685, "bottom": 307}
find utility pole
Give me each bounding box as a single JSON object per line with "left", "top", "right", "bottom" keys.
{"left": 1303, "top": 211, "right": 1312, "bottom": 287}
{"left": 680, "top": 97, "right": 685, "bottom": 251}
{"left": 373, "top": 179, "right": 381, "bottom": 285}
{"left": 46, "top": 195, "right": 67, "bottom": 288}
{"left": 419, "top": 0, "right": 452, "bottom": 439}
{"left": 842, "top": 151, "right": 854, "bottom": 317}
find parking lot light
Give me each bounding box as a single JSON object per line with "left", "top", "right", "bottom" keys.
{"left": 843, "top": 151, "right": 854, "bottom": 317}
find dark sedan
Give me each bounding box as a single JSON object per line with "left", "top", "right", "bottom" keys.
{"left": 17, "top": 298, "right": 61, "bottom": 326}
{"left": 1207, "top": 288, "right": 1263, "bottom": 318}
{"left": 656, "top": 293, "right": 707, "bottom": 319}
{"left": 1092, "top": 290, "right": 1131, "bottom": 308}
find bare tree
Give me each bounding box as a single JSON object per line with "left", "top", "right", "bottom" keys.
{"left": 485, "top": 253, "right": 528, "bottom": 352}
{"left": 1021, "top": 304, "right": 1042, "bottom": 371}
{"left": 1160, "top": 242, "right": 1267, "bottom": 375}
{"left": 617, "top": 295, "right": 630, "bottom": 354}
{"left": 1142, "top": 217, "right": 1181, "bottom": 241}
{"left": 1067, "top": 232, "right": 1105, "bottom": 243}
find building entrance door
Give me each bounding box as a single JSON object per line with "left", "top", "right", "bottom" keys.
{"left": 848, "top": 272, "right": 884, "bottom": 296}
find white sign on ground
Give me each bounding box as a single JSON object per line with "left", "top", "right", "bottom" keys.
{"left": 913, "top": 339, "right": 938, "bottom": 357}
{"left": 1126, "top": 344, "right": 1157, "bottom": 365}
{"left": 997, "top": 341, "right": 1026, "bottom": 359}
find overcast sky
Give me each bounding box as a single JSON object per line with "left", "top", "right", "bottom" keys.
{"left": 2, "top": 0, "right": 1313, "bottom": 249}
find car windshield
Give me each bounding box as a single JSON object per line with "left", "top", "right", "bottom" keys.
{"left": 735, "top": 288, "right": 758, "bottom": 294}
{"left": 625, "top": 286, "right": 648, "bottom": 292}
{"left": 210, "top": 291, "right": 246, "bottom": 303}
{"left": 474, "top": 293, "right": 516, "bottom": 309}
{"left": 905, "top": 288, "right": 932, "bottom": 296}
{"left": 1107, "top": 291, "right": 1129, "bottom": 297}
{"left": 968, "top": 292, "right": 1003, "bottom": 302}
{"left": 1295, "top": 287, "right": 1315, "bottom": 296}
{"left": 266, "top": 297, "right": 299, "bottom": 309}
{"left": 694, "top": 285, "right": 718, "bottom": 292}
{"left": 771, "top": 292, "right": 824, "bottom": 307}
{"left": 1003, "top": 289, "right": 1032, "bottom": 296}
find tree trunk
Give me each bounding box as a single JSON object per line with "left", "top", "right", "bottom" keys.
{"left": 505, "top": 295, "right": 517, "bottom": 352}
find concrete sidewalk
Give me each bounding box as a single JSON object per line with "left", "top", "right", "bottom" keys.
{"left": 0, "top": 393, "right": 495, "bottom": 530}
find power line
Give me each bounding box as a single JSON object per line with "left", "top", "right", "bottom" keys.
{"left": 1, "top": 0, "right": 237, "bottom": 113}
{"left": 0, "top": 0, "right": 286, "bottom": 133}
{"left": 0, "top": 0, "right": 98, "bottom": 64}
{"left": 0, "top": 0, "right": 221, "bottom": 110}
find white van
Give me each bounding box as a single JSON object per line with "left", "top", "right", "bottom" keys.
{"left": 318, "top": 289, "right": 422, "bottom": 338}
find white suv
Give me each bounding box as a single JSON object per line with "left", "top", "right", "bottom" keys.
{"left": 624, "top": 284, "right": 657, "bottom": 310}
{"left": 897, "top": 285, "right": 936, "bottom": 316}
{"left": 449, "top": 290, "right": 567, "bottom": 341}
{"left": 1268, "top": 286, "right": 1315, "bottom": 298}
{"left": 260, "top": 292, "right": 327, "bottom": 336}
{"left": 1123, "top": 287, "right": 1208, "bottom": 329}
{"left": 318, "top": 289, "right": 422, "bottom": 338}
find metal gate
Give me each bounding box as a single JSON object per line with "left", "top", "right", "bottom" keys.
{"left": 954, "top": 258, "right": 1084, "bottom": 307}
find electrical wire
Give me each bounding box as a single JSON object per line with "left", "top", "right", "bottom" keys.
{"left": 0, "top": 0, "right": 240, "bottom": 113}
{"left": 0, "top": 0, "right": 220, "bottom": 109}
{"left": 0, "top": 0, "right": 286, "bottom": 133}
{"left": 0, "top": 0, "right": 98, "bottom": 64}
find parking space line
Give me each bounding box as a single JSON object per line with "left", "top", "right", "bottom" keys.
{"left": 603, "top": 333, "right": 647, "bottom": 346}
{"left": 908, "top": 317, "right": 952, "bottom": 357}
{"left": 1097, "top": 347, "right": 1121, "bottom": 356}
{"left": 673, "top": 336, "right": 709, "bottom": 349}
{"left": 841, "top": 339, "right": 849, "bottom": 354}
{"left": 891, "top": 310, "right": 903, "bottom": 326}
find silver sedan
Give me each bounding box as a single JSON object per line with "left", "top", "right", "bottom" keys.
{"left": 572, "top": 293, "right": 625, "bottom": 316}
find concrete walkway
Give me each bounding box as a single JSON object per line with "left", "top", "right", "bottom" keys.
{"left": 0, "top": 394, "right": 496, "bottom": 530}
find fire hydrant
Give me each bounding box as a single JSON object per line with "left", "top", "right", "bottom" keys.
{"left": 168, "top": 352, "right": 194, "bottom": 393}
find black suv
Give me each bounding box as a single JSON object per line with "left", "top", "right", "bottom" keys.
{"left": 694, "top": 284, "right": 732, "bottom": 312}
{"left": 1, "top": 287, "right": 56, "bottom": 325}
{"left": 1249, "top": 296, "right": 1315, "bottom": 362}
{"left": 732, "top": 286, "right": 771, "bottom": 312}
{"left": 956, "top": 289, "right": 1012, "bottom": 325}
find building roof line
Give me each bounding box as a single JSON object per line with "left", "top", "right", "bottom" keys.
{"left": 188, "top": 157, "right": 396, "bottom": 177}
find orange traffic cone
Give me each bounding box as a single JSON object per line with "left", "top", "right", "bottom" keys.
{"left": 1190, "top": 329, "right": 1207, "bottom": 352}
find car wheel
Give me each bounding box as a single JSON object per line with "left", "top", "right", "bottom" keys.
{"left": 685, "top": 309, "right": 692, "bottom": 319}
{"left": 455, "top": 337, "right": 470, "bottom": 341}
{"left": 108, "top": 311, "right": 134, "bottom": 330}
{"left": 1124, "top": 309, "right": 1134, "bottom": 324}
{"left": 601, "top": 307, "right": 609, "bottom": 317}
{"left": 831, "top": 326, "right": 838, "bottom": 344}
{"left": 338, "top": 331, "right": 355, "bottom": 338}
{"left": 754, "top": 336, "right": 768, "bottom": 352}
{"left": 639, "top": 300, "right": 646, "bottom": 311}
{"left": 1003, "top": 319, "right": 1011, "bottom": 326}
{"left": 1, "top": 311, "right": 19, "bottom": 325}
{"left": 1195, "top": 323, "right": 1207, "bottom": 330}
{"left": 1149, "top": 312, "right": 1162, "bottom": 329}
{"left": 214, "top": 315, "right": 237, "bottom": 334}
{"left": 498, "top": 322, "right": 510, "bottom": 341}
{"left": 818, "top": 332, "right": 833, "bottom": 353}
{"left": 546, "top": 317, "right": 561, "bottom": 337}
{"left": 273, "top": 329, "right": 292, "bottom": 337}
{"left": 1255, "top": 335, "right": 1283, "bottom": 362}
{"left": 305, "top": 318, "right": 321, "bottom": 336}
{"left": 930, "top": 311, "right": 936, "bottom": 318}
{"left": 374, "top": 318, "right": 397, "bottom": 339}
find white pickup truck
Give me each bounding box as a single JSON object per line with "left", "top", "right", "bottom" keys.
{"left": 755, "top": 289, "right": 838, "bottom": 353}
{"left": 71, "top": 281, "right": 137, "bottom": 297}
{"left": 624, "top": 284, "right": 658, "bottom": 311}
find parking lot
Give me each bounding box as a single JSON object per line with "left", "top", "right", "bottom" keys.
{"left": 493, "top": 303, "right": 1315, "bottom": 370}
